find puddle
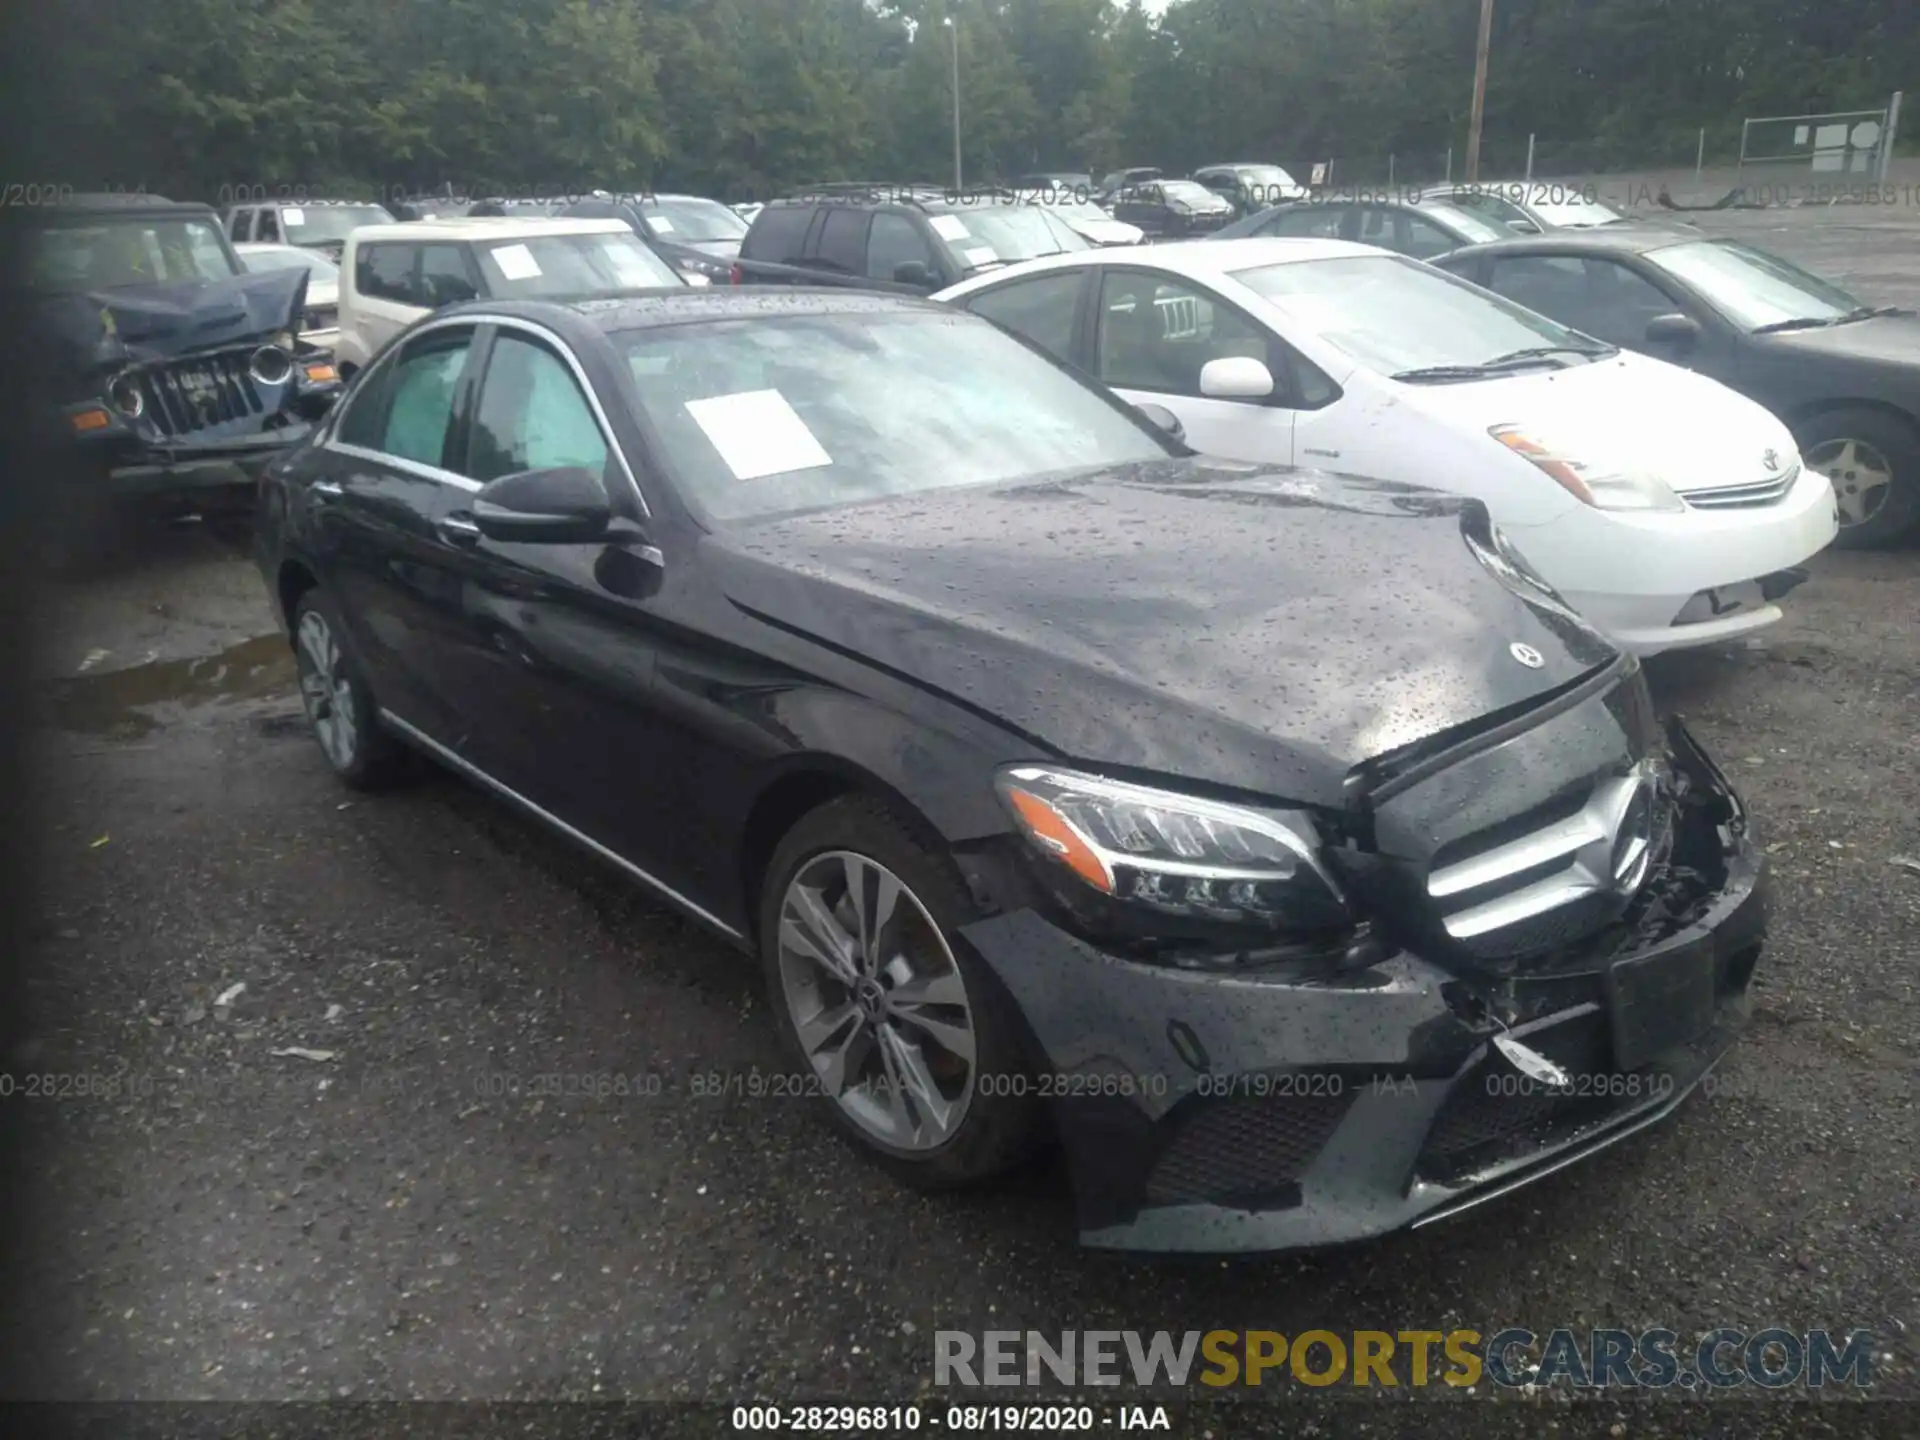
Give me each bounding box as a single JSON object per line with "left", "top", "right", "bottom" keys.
{"left": 47, "top": 633, "right": 296, "bottom": 739}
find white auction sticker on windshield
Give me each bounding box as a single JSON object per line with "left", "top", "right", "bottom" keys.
{"left": 963, "top": 246, "right": 997, "bottom": 265}
{"left": 490, "top": 243, "right": 543, "bottom": 280}
{"left": 282, "top": 207, "right": 306, "bottom": 228}
{"left": 650, "top": 216, "right": 675, "bottom": 233}
{"left": 684, "top": 389, "right": 832, "bottom": 481}
{"left": 929, "top": 215, "right": 970, "bottom": 241}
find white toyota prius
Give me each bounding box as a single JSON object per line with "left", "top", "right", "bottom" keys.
{"left": 936, "top": 238, "right": 1838, "bottom": 654}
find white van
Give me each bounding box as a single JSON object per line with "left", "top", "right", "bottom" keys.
{"left": 335, "top": 218, "right": 685, "bottom": 374}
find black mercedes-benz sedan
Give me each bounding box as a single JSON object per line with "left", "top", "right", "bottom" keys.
{"left": 1434, "top": 228, "right": 1920, "bottom": 547}
{"left": 256, "top": 289, "right": 1769, "bottom": 1253}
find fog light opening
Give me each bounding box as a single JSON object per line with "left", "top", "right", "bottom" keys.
{"left": 249, "top": 345, "right": 294, "bottom": 387}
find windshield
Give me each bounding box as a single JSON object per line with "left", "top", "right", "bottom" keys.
{"left": 27, "top": 217, "right": 238, "bottom": 291}
{"left": 240, "top": 246, "right": 340, "bottom": 282}
{"left": 642, "top": 196, "right": 749, "bottom": 243}
{"left": 1233, "top": 254, "right": 1599, "bottom": 376}
{"left": 617, "top": 312, "right": 1169, "bottom": 521}
{"left": 1415, "top": 203, "right": 1510, "bottom": 244}
{"left": 935, "top": 205, "right": 1089, "bottom": 265}
{"left": 281, "top": 205, "right": 393, "bottom": 245}
{"left": 1237, "top": 166, "right": 1300, "bottom": 189}
{"left": 1162, "top": 181, "right": 1222, "bottom": 206}
{"left": 1646, "top": 239, "right": 1862, "bottom": 330}
{"left": 476, "top": 232, "right": 684, "bottom": 296}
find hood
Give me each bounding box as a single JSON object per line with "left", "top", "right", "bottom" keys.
{"left": 1398, "top": 350, "right": 1800, "bottom": 494}
{"left": 1757, "top": 311, "right": 1920, "bottom": 368}
{"left": 712, "top": 459, "right": 1617, "bottom": 808}
{"left": 1057, "top": 214, "right": 1144, "bottom": 246}
{"left": 35, "top": 267, "right": 308, "bottom": 378}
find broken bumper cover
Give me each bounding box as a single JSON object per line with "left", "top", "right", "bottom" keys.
{"left": 65, "top": 413, "right": 316, "bottom": 494}
{"left": 957, "top": 722, "right": 1768, "bottom": 1254}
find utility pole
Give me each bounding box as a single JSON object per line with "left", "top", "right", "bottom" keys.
{"left": 945, "top": 16, "right": 962, "bottom": 193}
{"left": 1466, "top": 0, "right": 1494, "bottom": 182}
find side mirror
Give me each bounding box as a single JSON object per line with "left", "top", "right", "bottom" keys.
{"left": 1508, "top": 219, "right": 1543, "bottom": 234}
{"left": 1645, "top": 312, "right": 1701, "bottom": 350}
{"left": 893, "top": 261, "right": 935, "bottom": 288}
{"left": 1198, "top": 355, "right": 1276, "bottom": 400}
{"left": 1134, "top": 402, "right": 1186, "bottom": 443}
{"left": 471, "top": 465, "right": 612, "bottom": 544}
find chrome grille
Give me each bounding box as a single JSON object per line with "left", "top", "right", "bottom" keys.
{"left": 1427, "top": 761, "right": 1668, "bottom": 943}
{"left": 138, "top": 352, "right": 263, "bottom": 438}
{"left": 1680, "top": 463, "right": 1798, "bottom": 509}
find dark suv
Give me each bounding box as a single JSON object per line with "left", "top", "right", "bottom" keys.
{"left": 14, "top": 193, "right": 341, "bottom": 514}
{"left": 733, "top": 185, "right": 1089, "bottom": 294}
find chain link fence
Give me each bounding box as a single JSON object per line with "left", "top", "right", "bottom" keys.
{"left": 1293, "top": 129, "right": 1747, "bottom": 193}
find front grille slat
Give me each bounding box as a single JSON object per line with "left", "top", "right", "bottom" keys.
{"left": 1680, "top": 465, "right": 1798, "bottom": 509}
{"left": 134, "top": 353, "right": 263, "bottom": 438}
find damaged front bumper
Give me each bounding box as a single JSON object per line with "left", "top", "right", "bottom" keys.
{"left": 67, "top": 412, "right": 321, "bottom": 494}
{"left": 956, "top": 719, "right": 1768, "bottom": 1253}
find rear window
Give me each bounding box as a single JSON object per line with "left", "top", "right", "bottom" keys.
{"left": 475, "top": 232, "right": 683, "bottom": 296}
{"left": 742, "top": 205, "right": 816, "bottom": 262}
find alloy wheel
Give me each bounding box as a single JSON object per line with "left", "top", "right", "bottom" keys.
{"left": 776, "top": 850, "right": 977, "bottom": 1152}
{"left": 1805, "top": 437, "right": 1894, "bottom": 528}
{"left": 295, "top": 609, "right": 359, "bottom": 770}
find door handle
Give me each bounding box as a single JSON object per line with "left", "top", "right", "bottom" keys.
{"left": 436, "top": 512, "right": 482, "bottom": 547}
{"left": 311, "top": 479, "right": 344, "bottom": 500}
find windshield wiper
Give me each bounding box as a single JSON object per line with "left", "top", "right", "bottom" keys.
{"left": 1752, "top": 315, "right": 1841, "bottom": 334}
{"left": 1484, "top": 344, "right": 1614, "bottom": 367}
{"left": 1389, "top": 364, "right": 1506, "bottom": 383}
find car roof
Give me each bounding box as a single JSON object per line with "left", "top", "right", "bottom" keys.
{"left": 1438, "top": 225, "right": 1703, "bottom": 258}
{"left": 237, "top": 197, "right": 387, "bottom": 207}
{"left": 942, "top": 235, "right": 1384, "bottom": 287}
{"left": 433, "top": 288, "right": 952, "bottom": 337}
{"left": 348, "top": 217, "right": 636, "bottom": 243}
{"left": 10, "top": 194, "right": 212, "bottom": 222}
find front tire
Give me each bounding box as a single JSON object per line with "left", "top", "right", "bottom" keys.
{"left": 290, "top": 589, "right": 404, "bottom": 789}
{"left": 1796, "top": 407, "right": 1920, "bottom": 548}
{"left": 758, "top": 795, "right": 1045, "bottom": 1189}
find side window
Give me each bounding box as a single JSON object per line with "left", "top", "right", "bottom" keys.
{"left": 383, "top": 335, "right": 472, "bottom": 467}
{"left": 257, "top": 209, "right": 280, "bottom": 242}
{"left": 1356, "top": 206, "right": 1396, "bottom": 248}
{"left": 467, "top": 332, "right": 609, "bottom": 484}
{"left": 866, "top": 212, "right": 935, "bottom": 282}
{"left": 743, "top": 204, "right": 815, "bottom": 263}
{"left": 418, "top": 244, "right": 479, "bottom": 306}
{"left": 1400, "top": 214, "right": 1461, "bottom": 260}
{"left": 1485, "top": 254, "right": 1596, "bottom": 328}
{"left": 335, "top": 330, "right": 472, "bottom": 464}
{"left": 1585, "top": 259, "right": 1686, "bottom": 347}
{"left": 815, "top": 207, "right": 870, "bottom": 273}
{"left": 1095, "top": 270, "right": 1273, "bottom": 399}
{"left": 228, "top": 209, "right": 251, "bottom": 242}
{"left": 357, "top": 244, "right": 418, "bottom": 304}
{"left": 964, "top": 272, "right": 1082, "bottom": 362}
{"left": 1262, "top": 205, "right": 1345, "bottom": 239}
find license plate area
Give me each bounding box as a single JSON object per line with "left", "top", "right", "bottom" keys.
{"left": 1605, "top": 939, "right": 1716, "bottom": 1072}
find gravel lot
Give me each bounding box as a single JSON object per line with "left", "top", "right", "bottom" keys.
{"left": 3, "top": 205, "right": 1916, "bottom": 1435}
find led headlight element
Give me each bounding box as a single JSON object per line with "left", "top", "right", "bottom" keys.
{"left": 996, "top": 767, "right": 1349, "bottom": 928}
{"left": 1491, "top": 425, "right": 1686, "bottom": 512}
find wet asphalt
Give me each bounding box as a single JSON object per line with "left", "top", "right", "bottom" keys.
{"left": 2, "top": 206, "right": 1917, "bottom": 1436}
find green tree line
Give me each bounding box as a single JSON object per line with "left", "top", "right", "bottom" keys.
{"left": 19, "top": 0, "right": 1918, "bottom": 204}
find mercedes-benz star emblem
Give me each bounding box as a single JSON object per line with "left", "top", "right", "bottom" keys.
{"left": 1509, "top": 642, "right": 1545, "bottom": 669}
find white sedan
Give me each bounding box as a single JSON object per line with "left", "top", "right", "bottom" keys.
{"left": 936, "top": 238, "right": 1838, "bottom": 654}
{"left": 235, "top": 242, "right": 340, "bottom": 353}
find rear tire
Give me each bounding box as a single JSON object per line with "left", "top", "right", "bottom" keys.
{"left": 757, "top": 795, "right": 1045, "bottom": 1189}
{"left": 289, "top": 588, "right": 405, "bottom": 790}
{"left": 1795, "top": 406, "right": 1920, "bottom": 549}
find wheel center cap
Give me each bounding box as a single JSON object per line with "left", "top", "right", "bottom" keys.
{"left": 856, "top": 978, "right": 887, "bottom": 1020}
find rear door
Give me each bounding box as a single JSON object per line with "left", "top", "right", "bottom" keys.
{"left": 309, "top": 322, "right": 483, "bottom": 740}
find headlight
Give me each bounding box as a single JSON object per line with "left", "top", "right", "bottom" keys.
{"left": 996, "top": 766, "right": 1349, "bottom": 930}
{"left": 1490, "top": 425, "right": 1685, "bottom": 512}
{"left": 249, "top": 343, "right": 294, "bottom": 386}
{"left": 105, "top": 371, "right": 144, "bottom": 418}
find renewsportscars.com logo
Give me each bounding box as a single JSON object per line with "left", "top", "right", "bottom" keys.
{"left": 934, "top": 1328, "right": 1878, "bottom": 1391}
